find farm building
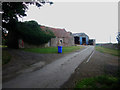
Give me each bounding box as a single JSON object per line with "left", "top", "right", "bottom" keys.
{"left": 40, "top": 26, "right": 74, "bottom": 47}
{"left": 73, "top": 33, "right": 89, "bottom": 45}
{"left": 73, "top": 33, "right": 95, "bottom": 45}
{"left": 18, "top": 26, "right": 74, "bottom": 48}
{"left": 89, "top": 39, "right": 96, "bottom": 45}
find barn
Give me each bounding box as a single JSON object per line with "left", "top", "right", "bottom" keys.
{"left": 89, "top": 39, "right": 96, "bottom": 45}
{"left": 18, "top": 26, "right": 74, "bottom": 48}
{"left": 73, "top": 33, "right": 89, "bottom": 45}
{"left": 40, "top": 26, "right": 74, "bottom": 47}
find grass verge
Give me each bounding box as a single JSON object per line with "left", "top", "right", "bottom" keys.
{"left": 75, "top": 75, "right": 119, "bottom": 88}
{"left": 22, "top": 46, "right": 83, "bottom": 54}
{"left": 0, "top": 45, "right": 7, "bottom": 48}
{"left": 95, "top": 46, "right": 120, "bottom": 57}
{"left": 2, "top": 51, "right": 12, "bottom": 65}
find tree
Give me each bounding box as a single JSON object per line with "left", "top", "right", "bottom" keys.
{"left": 116, "top": 32, "right": 120, "bottom": 43}
{"left": 2, "top": 0, "right": 53, "bottom": 48}
{"left": 116, "top": 32, "right": 120, "bottom": 50}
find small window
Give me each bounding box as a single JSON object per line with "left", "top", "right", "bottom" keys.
{"left": 60, "top": 40, "right": 63, "bottom": 43}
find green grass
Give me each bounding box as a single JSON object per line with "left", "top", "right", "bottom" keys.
{"left": 95, "top": 46, "right": 120, "bottom": 57}
{"left": 22, "top": 46, "right": 83, "bottom": 54}
{"left": 75, "top": 75, "right": 119, "bottom": 88}
{"left": 0, "top": 45, "right": 7, "bottom": 47}
{"left": 2, "top": 51, "right": 12, "bottom": 65}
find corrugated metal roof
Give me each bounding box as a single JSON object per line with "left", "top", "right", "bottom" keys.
{"left": 73, "top": 33, "right": 89, "bottom": 37}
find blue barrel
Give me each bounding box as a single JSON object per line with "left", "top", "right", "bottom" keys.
{"left": 58, "top": 46, "right": 62, "bottom": 53}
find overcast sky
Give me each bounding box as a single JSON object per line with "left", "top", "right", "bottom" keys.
{"left": 19, "top": 1, "right": 118, "bottom": 43}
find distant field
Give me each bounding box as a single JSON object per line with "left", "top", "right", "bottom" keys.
{"left": 22, "top": 46, "right": 83, "bottom": 54}
{"left": 95, "top": 46, "right": 120, "bottom": 57}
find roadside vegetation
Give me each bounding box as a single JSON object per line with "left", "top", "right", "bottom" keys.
{"left": 75, "top": 75, "right": 119, "bottom": 88}
{"left": 95, "top": 46, "right": 120, "bottom": 57}
{"left": 0, "top": 45, "right": 7, "bottom": 48}
{"left": 2, "top": 51, "right": 12, "bottom": 65}
{"left": 22, "top": 46, "right": 83, "bottom": 54}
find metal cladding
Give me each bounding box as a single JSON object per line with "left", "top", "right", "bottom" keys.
{"left": 73, "top": 33, "right": 95, "bottom": 45}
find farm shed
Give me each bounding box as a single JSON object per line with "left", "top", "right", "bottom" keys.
{"left": 73, "top": 33, "right": 89, "bottom": 45}
{"left": 40, "top": 26, "right": 74, "bottom": 47}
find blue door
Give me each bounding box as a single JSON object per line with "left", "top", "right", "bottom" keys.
{"left": 86, "top": 37, "right": 88, "bottom": 45}
{"left": 80, "top": 37, "right": 82, "bottom": 45}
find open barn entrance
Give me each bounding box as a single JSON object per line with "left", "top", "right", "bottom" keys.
{"left": 74, "top": 36, "right": 80, "bottom": 44}
{"left": 82, "top": 37, "right": 86, "bottom": 45}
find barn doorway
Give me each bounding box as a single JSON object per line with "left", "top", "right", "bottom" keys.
{"left": 82, "top": 37, "right": 86, "bottom": 45}
{"left": 74, "top": 36, "right": 80, "bottom": 44}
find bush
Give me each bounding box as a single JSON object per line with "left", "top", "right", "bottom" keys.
{"left": 16, "top": 21, "right": 55, "bottom": 45}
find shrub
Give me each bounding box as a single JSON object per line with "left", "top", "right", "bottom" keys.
{"left": 16, "top": 21, "right": 55, "bottom": 45}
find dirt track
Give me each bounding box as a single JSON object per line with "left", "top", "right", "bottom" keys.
{"left": 61, "top": 50, "right": 118, "bottom": 88}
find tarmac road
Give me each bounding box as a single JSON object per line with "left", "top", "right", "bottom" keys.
{"left": 62, "top": 50, "right": 118, "bottom": 88}
{"left": 3, "top": 46, "right": 94, "bottom": 88}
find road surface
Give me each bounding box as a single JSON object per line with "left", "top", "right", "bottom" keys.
{"left": 62, "top": 50, "right": 118, "bottom": 88}
{"left": 3, "top": 46, "right": 94, "bottom": 88}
